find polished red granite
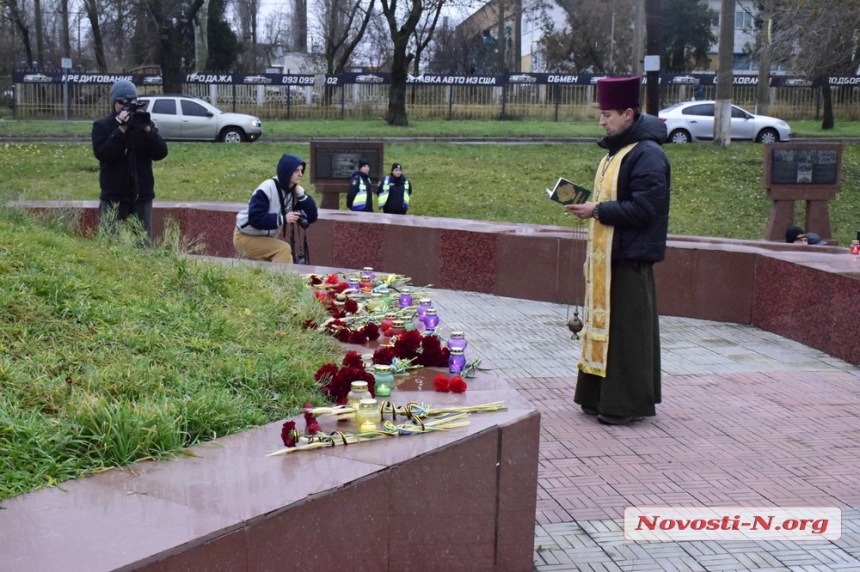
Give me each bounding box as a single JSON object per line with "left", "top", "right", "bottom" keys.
{"left": 12, "top": 200, "right": 860, "bottom": 366}
{"left": 0, "top": 367, "right": 539, "bottom": 572}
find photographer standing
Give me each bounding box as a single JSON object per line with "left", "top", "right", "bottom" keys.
{"left": 234, "top": 153, "right": 318, "bottom": 264}
{"left": 92, "top": 80, "right": 168, "bottom": 242}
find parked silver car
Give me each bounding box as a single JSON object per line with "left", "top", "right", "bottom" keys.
{"left": 137, "top": 95, "right": 262, "bottom": 143}
{"left": 658, "top": 100, "right": 791, "bottom": 144}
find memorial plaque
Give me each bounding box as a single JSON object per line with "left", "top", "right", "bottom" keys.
{"left": 310, "top": 140, "right": 384, "bottom": 209}
{"left": 310, "top": 141, "right": 384, "bottom": 183}
{"left": 762, "top": 142, "right": 843, "bottom": 242}
{"left": 764, "top": 142, "right": 842, "bottom": 189}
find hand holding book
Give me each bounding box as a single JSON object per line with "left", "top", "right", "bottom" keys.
{"left": 546, "top": 177, "right": 591, "bottom": 205}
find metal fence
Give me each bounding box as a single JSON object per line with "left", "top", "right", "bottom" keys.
{"left": 3, "top": 73, "right": 859, "bottom": 122}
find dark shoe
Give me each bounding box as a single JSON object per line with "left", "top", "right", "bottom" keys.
{"left": 581, "top": 405, "right": 599, "bottom": 416}
{"left": 598, "top": 414, "right": 644, "bottom": 425}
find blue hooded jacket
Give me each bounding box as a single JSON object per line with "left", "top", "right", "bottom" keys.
{"left": 235, "top": 154, "right": 318, "bottom": 236}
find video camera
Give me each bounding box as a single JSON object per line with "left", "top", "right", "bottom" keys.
{"left": 119, "top": 99, "right": 151, "bottom": 130}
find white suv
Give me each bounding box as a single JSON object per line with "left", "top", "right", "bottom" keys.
{"left": 137, "top": 94, "right": 263, "bottom": 142}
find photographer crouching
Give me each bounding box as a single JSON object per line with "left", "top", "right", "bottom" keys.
{"left": 234, "top": 153, "right": 318, "bottom": 264}
{"left": 92, "top": 79, "right": 168, "bottom": 242}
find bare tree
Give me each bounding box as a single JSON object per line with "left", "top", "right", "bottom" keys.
{"left": 540, "top": 0, "right": 635, "bottom": 73}
{"left": 82, "top": 0, "right": 108, "bottom": 70}
{"left": 426, "top": 18, "right": 480, "bottom": 74}
{"left": 767, "top": 0, "right": 860, "bottom": 129}
{"left": 139, "top": 0, "right": 205, "bottom": 90}
{"left": 314, "top": 0, "right": 374, "bottom": 75}
{"left": 1, "top": 0, "right": 35, "bottom": 68}
{"left": 408, "top": 0, "right": 442, "bottom": 76}
{"left": 380, "top": 0, "right": 444, "bottom": 126}
{"left": 235, "top": 0, "right": 262, "bottom": 70}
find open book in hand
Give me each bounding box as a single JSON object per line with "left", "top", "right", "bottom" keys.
{"left": 546, "top": 177, "right": 591, "bottom": 205}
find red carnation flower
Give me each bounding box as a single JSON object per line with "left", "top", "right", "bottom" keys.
{"left": 448, "top": 375, "right": 467, "bottom": 393}
{"left": 303, "top": 409, "right": 322, "bottom": 435}
{"left": 314, "top": 363, "right": 339, "bottom": 383}
{"left": 325, "top": 274, "right": 340, "bottom": 284}
{"left": 313, "top": 291, "right": 327, "bottom": 302}
{"left": 349, "top": 329, "right": 368, "bottom": 344}
{"left": 364, "top": 322, "right": 380, "bottom": 341}
{"left": 373, "top": 346, "right": 396, "bottom": 365}
{"left": 302, "top": 319, "right": 318, "bottom": 330}
{"left": 433, "top": 374, "right": 450, "bottom": 392}
{"left": 336, "top": 328, "right": 352, "bottom": 343}
{"left": 336, "top": 282, "right": 349, "bottom": 293}
{"left": 309, "top": 275, "right": 322, "bottom": 286}
{"left": 343, "top": 350, "right": 364, "bottom": 369}
{"left": 281, "top": 420, "right": 298, "bottom": 447}
{"left": 393, "top": 330, "right": 422, "bottom": 360}
{"left": 344, "top": 299, "right": 359, "bottom": 314}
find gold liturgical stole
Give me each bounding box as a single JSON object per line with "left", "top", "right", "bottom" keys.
{"left": 579, "top": 142, "right": 637, "bottom": 377}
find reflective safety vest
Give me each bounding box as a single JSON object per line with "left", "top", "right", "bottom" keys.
{"left": 378, "top": 176, "right": 411, "bottom": 211}
{"left": 351, "top": 176, "right": 369, "bottom": 211}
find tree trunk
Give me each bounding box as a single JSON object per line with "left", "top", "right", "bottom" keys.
{"left": 8, "top": 0, "right": 35, "bottom": 67}
{"left": 714, "top": 0, "right": 734, "bottom": 147}
{"left": 60, "top": 0, "right": 71, "bottom": 58}
{"left": 34, "top": 0, "right": 44, "bottom": 68}
{"left": 385, "top": 41, "right": 409, "bottom": 126}
{"left": 821, "top": 79, "right": 834, "bottom": 129}
{"left": 83, "top": 0, "right": 108, "bottom": 71}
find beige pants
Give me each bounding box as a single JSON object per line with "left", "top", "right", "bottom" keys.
{"left": 233, "top": 228, "right": 293, "bottom": 263}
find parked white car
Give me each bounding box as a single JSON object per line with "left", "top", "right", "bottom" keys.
{"left": 137, "top": 95, "right": 262, "bottom": 142}
{"left": 243, "top": 75, "right": 272, "bottom": 84}
{"left": 142, "top": 75, "right": 162, "bottom": 85}
{"left": 23, "top": 74, "right": 52, "bottom": 83}
{"left": 671, "top": 75, "right": 699, "bottom": 85}
{"left": 356, "top": 74, "right": 384, "bottom": 83}
{"left": 509, "top": 74, "right": 537, "bottom": 83}
{"left": 658, "top": 100, "right": 791, "bottom": 144}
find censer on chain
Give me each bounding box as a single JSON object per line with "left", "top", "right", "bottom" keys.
{"left": 567, "top": 307, "right": 583, "bottom": 340}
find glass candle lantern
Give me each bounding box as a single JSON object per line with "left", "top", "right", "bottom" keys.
{"left": 398, "top": 289, "right": 413, "bottom": 309}
{"left": 423, "top": 308, "right": 440, "bottom": 330}
{"left": 447, "top": 331, "right": 468, "bottom": 352}
{"left": 347, "top": 381, "right": 372, "bottom": 412}
{"left": 417, "top": 298, "right": 433, "bottom": 319}
{"left": 390, "top": 319, "right": 406, "bottom": 337}
{"left": 377, "top": 286, "right": 393, "bottom": 308}
{"left": 851, "top": 240, "right": 860, "bottom": 255}
{"left": 448, "top": 347, "right": 467, "bottom": 374}
{"left": 359, "top": 274, "right": 374, "bottom": 293}
{"left": 346, "top": 277, "right": 360, "bottom": 294}
{"left": 367, "top": 293, "right": 384, "bottom": 313}
{"left": 373, "top": 365, "right": 395, "bottom": 396}
{"left": 362, "top": 267, "right": 376, "bottom": 279}
{"left": 356, "top": 398, "right": 380, "bottom": 433}
{"left": 381, "top": 313, "right": 397, "bottom": 336}
{"left": 361, "top": 354, "right": 374, "bottom": 371}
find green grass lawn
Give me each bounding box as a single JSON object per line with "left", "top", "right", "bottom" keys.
{"left": 0, "top": 207, "right": 339, "bottom": 500}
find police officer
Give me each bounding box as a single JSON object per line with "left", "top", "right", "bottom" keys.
{"left": 377, "top": 162, "right": 412, "bottom": 214}
{"left": 347, "top": 160, "right": 374, "bottom": 212}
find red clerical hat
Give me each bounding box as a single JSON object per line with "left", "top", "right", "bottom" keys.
{"left": 597, "top": 77, "right": 641, "bottom": 111}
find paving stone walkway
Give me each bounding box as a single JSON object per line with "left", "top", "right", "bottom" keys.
{"left": 430, "top": 289, "right": 860, "bottom": 572}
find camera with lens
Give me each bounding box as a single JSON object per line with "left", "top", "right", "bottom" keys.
{"left": 297, "top": 212, "right": 310, "bottom": 230}
{"left": 121, "top": 100, "right": 151, "bottom": 130}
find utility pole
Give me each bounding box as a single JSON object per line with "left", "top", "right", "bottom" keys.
{"left": 715, "top": 0, "right": 735, "bottom": 146}
{"left": 644, "top": 0, "right": 660, "bottom": 115}
{"left": 632, "top": 0, "right": 645, "bottom": 77}
{"left": 755, "top": 3, "right": 772, "bottom": 115}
